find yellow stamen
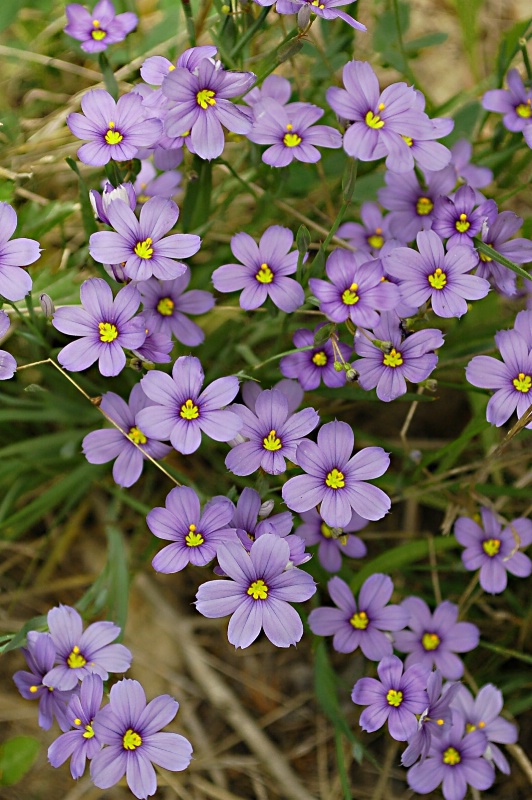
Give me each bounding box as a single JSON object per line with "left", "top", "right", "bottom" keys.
{"left": 255, "top": 263, "right": 274, "bottom": 284}
{"left": 123, "top": 729, "right": 142, "bottom": 750}
{"left": 465, "top": 722, "right": 476, "bottom": 733}
{"left": 421, "top": 632, "right": 440, "bottom": 651}
{"left": 443, "top": 747, "right": 461, "bottom": 765}
{"left": 92, "top": 29, "right": 107, "bottom": 40}
{"left": 196, "top": 89, "right": 216, "bottom": 109}
{"left": 169, "top": 64, "right": 176, "bottom": 71}
{"left": 383, "top": 348, "right": 403, "bottom": 368}
{"left": 185, "top": 523, "right": 205, "bottom": 547}
{"left": 128, "top": 426, "right": 147, "bottom": 445}
{"left": 512, "top": 372, "right": 531, "bottom": 393}
{"left": 180, "top": 398, "right": 199, "bottom": 420}
{"left": 428, "top": 267, "right": 447, "bottom": 290}
{"left": 156, "top": 297, "right": 175, "bottom": 316}
{"left": 416, "top": 196, "right": 433, "bottom": 216}
{"left": 286, "top": 123, "right": 293, "bottom": 131}
{"left": 134, "top": 237, "right": 153, "bottom": 260}
{"left": 325, "top": 468, "right": 345, "bottom": 489}
{"left": 104, "top": 122, "right": 122, "bottom": 144}
{"left": 386, "top": 689, "right": 403, "bottom": 707}
{"left": 515, "top": 99, "right": 531, "bottom": 118}
{"left": 263, "top": 429, "right": 282, "bottom": 451}
{"left": 247, "top": 579, "right": 268, "bottom": 600}
{"left": 436, "top": 719, "right": 444, "bottom": 726}
{"left": 67, "top": 645, "right": 87, "bottom": 669}
{"left": 367, "top": 233, "right": 384, "bottom": 249}
{"left": 365, "top": 110, "right": 384, "bottom": 129}
{"left": 350, "top": 611, "right": 369, "bottom": 630}
{"left": 320, "top": 522, "right": 333, "bottom": 539}
{"left": 312, "top": 351, "right": 327, "bottom": 366}
{"left": 341, "top": 282, "right": 359, "bottom": 305}
{"left": 482, "top": 538, "right": 501, "bottom": 557}
{"left": 83, "top": 724, "right": 95, "bottom": 739}
{"left": 283, "top": 132, "right": 302, "bottom": 147}
{"left": 98, "top": 322, "right": 118, "bottom": 343}
{"left": 29, "top": 685, "right": 39, "bottom": 693}
{"left": 402, "top": 135, "right": 413, "bottom": 146}
{"left": 455, "top": 212, "right": 470, "bottom": 233}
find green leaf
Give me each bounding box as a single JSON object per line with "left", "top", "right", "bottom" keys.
{"left": 0, "top": 615, "right": 47, "bottom": 655}
{"left": 0, "top": 737, "right": 40, "bottom": 785}
{"left": 314, "top": 641, "right": 358, "bottom": 744}
{"left": 105, "top": 525, "right": 129, "bottom": 634}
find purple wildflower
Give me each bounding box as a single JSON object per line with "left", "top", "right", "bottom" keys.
{"left": 0, "top": 311, "right": 17, "bottom": 380}
{"left": 475, "top": 210, "right": 532, "bottom": 296}
{"left": 272, "top": 0, "right": 366, "bottom": 30}
{"left": 137, "top": 269, "right": 214, "bottom": 346}
{"left": 53, "top": 278, "right": 146, "bottom": 377}
{"left": 465, "top": 327, "right": 532, "bottom": 428}
{"left": 247, "top": 99, "right": 342, "bottom": 166}
{"left": 280, "top": 324, "right": 352, "bottom": 390}
{"left": 351, "top": 654, "right": 429, "bottom": 741}
{"left": 42, "top": 604, "right": 132, "bottom": 692}
{"left": 89, "top": 196, "right": 201, "bottom": 282}
{"left": 401, "top": 670, "right": 461, "bottom": 767}
{"left": 212, "top": 225, "right": 305, "bottom": 313}
{"left": 0, "top": 202, "right": 41, "bottom": 301}
{"left": 241, "top": 378, "right": 304, "bottom": 416}
{"left": 67, "top": 90, "right": 162, "bottom": 166}
{"left": 482, "top": 69, "right": 532, "bottom": 134}
{"left": 337, "top": 201, "right": 404, "bottom": 257}
{"left": 90, "top": 679, "right": 192, "bottom": 799}
{"left": 393, "top": 597, "right": 479, "bottom": 680}
{"left": 309, "top": 575, "right": 408, "bottom": 658}
{"left": 13, "top": 631, "right": 73, "bottom": 732}
{"left": 195, "top": 534, "right": 316, "bottom": 648}
{"left": 64, "top": 0, "right": 137, "bottom": 52}
{"left": 309, "top": 248, "right": 399, "bottom": 328}
{"left": 162, "top": 58, "right": 255, "bottom": 160}
{"left": 137, "top": 355, "right": 241, "bottom": 455}
{"left": 432, "top": 185, "right": 497, "bottom": 249}
{"left": 427, "top": 138, "right": 493, "bottom": 192}
{"left": 82, "top": 383, "right": 172, "bottom": 487}
{"left": 89, "top": 181, "right": 136, "bottom": 226}
{"left": 454, "top": 507, "right": 532, "bottom": 593}
{"left": 231, "top": 487, "right": 293, "bottom": 545}
{"left": 450, "top": 683, "right": 517, "bottom": 774}
{"left": 354, "top": 311, "right": 444, "bottom": 402}
{"left": 140, "top": 46, "right": 218, "bottom": 89}
{"left": 282, "top": 420, "right": 391, "bottom": 527}
{"left": 147, "top": 486, "right": 236, "bottom": 573}
{"left": 244, "top": 74, "right": 292, "bottom": 110}
{"left": 378, "top": 168, "right": 455, "bottom": 242}
{"left": 131, "top": 316, "right": 174, "bottom": 364}
{"left": 134, "top": 160, "right": 182, "bottom": 203}
{"left": 48, "top": 674, "right": 104, "bottom": 778}
{"left": 225, "top": 388, "right": 319, "bottom": 476}
{"left": 296, "top": 507, "right": 367, "bottom": 573}
{"left": 407, "top": 717, "right": 495, "bottom": 799}
{"left": 384, "top": 230, "right": 489, "bottom": 318}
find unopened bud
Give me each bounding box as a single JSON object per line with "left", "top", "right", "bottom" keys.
{"left": 258, "top": 499, "right": 275, "bottom": 518}
{"left": 221, "top": 3, "right": 230, "bottom": 12}
{"left": 296, "top": 224, "right": 311, "bottom": 256}
{"left": 129, "top": 357, "right": 144, "bottom": 372}
{"left": 421, "top": 378, "right": 437, "bottom": 392}
{"left": 372, "top": 338, "right": 393, "bottom": 354}
{"left": 227, "top": 433, "right": 247, "bottom": 448}
{"left": 409, "top": 449, "right": 422, "bottom": 464}
{"left": 39, "top": 293, "right": 55, "bottom": 317}
{"left": 333, "top": 361, "right": 343, "bottom": 372}
{"left": 297, "top": 5, "right": 311, "bottom": 29}
{"left": 345, "top": 367, "right": 359, "bottom": 383}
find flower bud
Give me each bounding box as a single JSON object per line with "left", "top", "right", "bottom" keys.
{"left": 333, "top": 361, "right": 343, "bottom": 372}
{"left": 297, "top": 5, "right": 311, "bottom": 30}
{"left": 345, "top": 366, "right": 359, "bottom": 383}
{"left": 258, "top": 499, "right": 275, "bottom": 518}
{"left": 39, "top": 293, "right": 55, "bottom": 317}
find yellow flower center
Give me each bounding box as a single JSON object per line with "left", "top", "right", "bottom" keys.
{"left": 283, "top": 132, "right": 302, "bottom": 147}
{"left": 341, "top": 282, "right": 359, "bottom": 305}
{"left": 443, "top": 747, "right": 461, "bottom": 765}
{"left": 455, "top": 212, "right": 471, "bottom": 233}
{"left": 311, "top": 0, "right": 325, "bottom": 7}
{"left": 263, "top": 429, "right": 282, "bottom": 451}
{"left": 196, "top": 89, "right": 216, "bottom": 109}
{"left": 516, "top": 99, "right": 532, "bottom": 118}
{"left": 416, "top": 196, "right": 433, "bottom": 216}
{"left": 482, "top": 538, "right": 501, "bottom": 557}
{"left": 185, "top": 523, "right": 204, "bottom": 547}
{"left": 123, "top": 729, "right": 142, "bottom": 750}
{"left": 104, "top": 121, "right": 122, "bottom": 145}
{"left": 91, "top": 20, "right": 107, "bottom": 40}
{"left": 180, "top": 398, "right": 199, "bottom": 420}
{"left": 428, "top": 267, "right": 447, "bottom": 290}
{"left": 312, "top": 351, "right": 327, "bottom": 366}
{"left": 98, "top": 322, "right": 118, "bottom": 343}
{"left": 402, "top": 135, "right": 413, "bottom": 146}
{"left": 83, "top": 723, "right": 95, "bottom": 739}
{"left": 29, "top": 685, "right": 39, "bottom": 693}
{"left": 255, "top": 263, "right": 274, "bottom": 284}
{"left": 169, "top": 64, "right": 176, "bottom": 72}
{"left": 128, "top": 426, "right": 147, "bottom": 445}
{"left": 512, "top": 372, "right": 531, "bottom": 392}
{"left": 421, "top": 632, "right": 440, "bottom": 651}
{"left": 365, "top": 109, "right": 385, "bottom": 129}
{"left": 67, "top": 645, "right": 87, "bottom": 669}
{"left": 350, "top": 611, "right": 369, "bottom": 630}
{"left": 247, "top": 579, "right": 268, "bottom": 600}
{"left": 134, "top": 237, "right": 154, "bottom": 259}
{"left": 367, "top": 230, "right": 384, "bottom": 249}
{"left": 383, "top": 348, "right": 403, "bottom": 368}
{"left": 156, "top": 297, "right": 175, "bottom": 316}
{"left": 325, "top": 468, "right": 345, "bottom": 489}
{"left": 320, "top": 522, "right": 334, "bottom": 539}
{"left": 386, "top": 689, "right": 403, "bottom": 707}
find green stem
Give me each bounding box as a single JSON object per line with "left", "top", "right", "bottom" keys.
{"left": 473, "top": 240, "right": 531, "bottom": 283}
{"left": 181, "top": 0, "right": 196, "bottom": 47}
{"left": 520, "top": 38, "right": 532, "bottom": 81}
{"left": 217, "top": 159, "right": 259, "bottom": 201}
{"left": 335, "top": 731, "right": 352, "bottom": 800}
{"left": 391, "top": 0, "right": 417, "bottom": 88}
{"left": 321, "top": 158, "right": 358, "bottom": 251}
{"left": 6, "top": 301, "right": 48, "bottom": 349}
{"left": 98, "top": 52, "right": 119, "bottom": 101}
{"left": 252, "top": 345, "right": 314, "bottom": 370}
{"left": 230, "top": 6, "right": 271, "bottom": 59}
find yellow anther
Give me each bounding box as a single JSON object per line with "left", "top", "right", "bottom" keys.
{"left": 512, "top": 372, "right": 531, "bottom": 392}
{"left": 255, "top": 263, "right": 274, "bottom": 284}
{"left": 83, "top": 724, "right": 95, "bottom": 739}
{"left": 247, "top": 579, "right": 268, "bottom": 600}
{"left": 402, "top": 135, "right": 413, "bottom": 146}
{"left": 312, "top": 351, "right": 327, "bottom": 366}
{"left": 350, "top": 611, "right": 369, "bottom": 630}
{"left": 428, "top": 267, "right": 447, "bottom": 290}
{"left": 29, "top": 685, "right": 39, "bottom": 693}
{"left": 169, "top": 64, "right": 176, "bottom": 71}
{"left": 365, "top": 110, "right": 384, "bottom": 129}
{"left": 367, "top": 233, "right": 384, "bottom": 249}
{"left": 516, "top": 99, "right": 532, "bottom": 118}
{"left": 196, "top": 89, "right": 216, "bottom": 109}
{"left": 98, "top": 322, "right": 118, "bottom": 343}
{"left": 386, "top": 689, "right": 403, "bottom": 707}
{"left": 105, "top": 128, "right": 123, "bottom": 144}
{"left": 443, "top": 747, "right": 461, "bottom": 765}
{"left": 482, "top": 538, "right": 501, "bottom": 557}
{"left": 185, "top": 524, "right": 205, "bottom": 547}
{"left": 325, "top": 468, "right": 345, "bottom": 489}
{"left": 383, "top": 348, "right": 403, "bottom": 368}
{"left": 123, "top": 729, "right": 142, "bottom": 750}
{"left": 416, "top": 196, "right": 433, "bottom": 216}
{"left": 134, "top": 237, "right": 154, "bottom": 259}
{"left": 341, "top": 282, "right": 359, "bottom": 305}
{"left": 421, "top": 632, "right": 440, "bottom": 651}
{"left": 67, "top": 646, "right": 87, "bottom": 669}
{"left": 156, "top": 297, "right": 175, "bottom": 316}
{"left": 283, "top": 132, "right": 302, "bottom": 147}
{"left": 180, "top": 398, "right": 199, "bottom": 420}
{"left": 455, "top": 212, "right": 470, "bottom": 233}
{"left": 263, "top": 429, "right": 282, "bottom": 451}
{"left": 128, "top": 426, "right": 147, "bottom": 446}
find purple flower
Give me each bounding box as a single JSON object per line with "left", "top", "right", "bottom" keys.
{"left": 89, "top": 196, "right": 201, "bottom": 282}
{"left": 384, "top": 230, "right": 489, "bottom": 318}
{"left": 137, "top": 355, "right": 241, "bottom": 454}
{"left": 482, "top": 69, "right": 532, "bottom": 134}
{"left": 137, "top": 269, "right": 214, "bottom": 346}
{"left": 337, "top": 201, "right": 404, "bottom": 257}
{"left": 465, "top": 327, "right": 532, "bottom": 428}
{"left": 354, "top": 311, "right": 444, "bottom": 402}
{"left": 247, "top": 99, "right": 342, "bottom": 166}
{"left": 0, "top": 202, "right": 41, "bottom": 301}
{"left": 352, "top": 654, "right": 429, "bottom": 741}
{"left": 67, "top": 90, "right": 162, "bottom": 166}
{"left": 231, "top": 487, "right": 293, "bottom": 545}
{"left": 273, "top": 0, "right": 366, "bottom": 30}
{"left": 13, "top": 631, "right": 73, "bottom": 732}
{"left": 42, "top": 604, "right": 132, "bottom": 691}
{"left": 147, "top": 486, "right": 236, "bottom": 573}
{"left": 296, "top": 507, "right": 367, "bottom": 572}
{"left": 89, "top": 181, "right": 137, "bottom": 226}
{"left": 225, "top": 388, "right": 319, "bottom": 476}
{"left": 393, "top": 597, "right": 479, "bottom": 680}
{"left": 427, "top": 138, "right": 493, "bottom": 192}
{"left": 280, "top": 325, "right": 352, "bottom": 390}
{"left": 212, "top": 225, "right": 305, "bottom": 313}
{"left": 131, "top": 316, "right": 173, "bottom": 364}
{"left": 282, "top": 420, "right": 391, "bottom": 527}
{"left": 241, "top": 377, "right": 304, "bottom": 416}
{"left": 195, "top": 534, "right": 316, "bottom": 648}
{"left": 401, "top": 670, "right": 461, "bottom": 767}
{"left": 407, "top": 717, "right": 495, "bottom": 799}
{"left": 64, "top": 0, "right": 137, "bottom": 52}
{"left": 48, "top": 674, "right": 104, "bottom": 778}
{"left": 53, "top": 278, "right": 146, "bottom": 377}
{"left": 140, "top": 46, "right": 218, "bottom": 89}
{"left": 378, "top": 168, "right": 455, "bottom": 242}
{"left": 309, "top": 575, "right": 408, "bottom": 658}
{"left": 450, "top": 683, "right": 517, "bottom": 774}
{"left": 0, "top": 311, "right": 17, "bottom": 380}
{"left": 309, "top": 249, "right": 399, "bottom": 328}
{"left": 244, "top": 74, "right": 292, "bottom": 110}
{"left": 90, "top": 679, "right": 192, "bottom": 799}
{"left": 432, "top": 185, "right": 497, "bottom": 249}
{"left": 82, "top": 384, "right": 172, "bottom": 487}
{"left": 162, "top": 58, "right": 255, "bottom": 160}
{"left": 454, "top": 507, "right": 532, "bottom": 593}
{"left": 134, "top": 160, "right": 182, "bottom": 203}
{"left": 476, "top": 210, "right": 532, "bottom": 296}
